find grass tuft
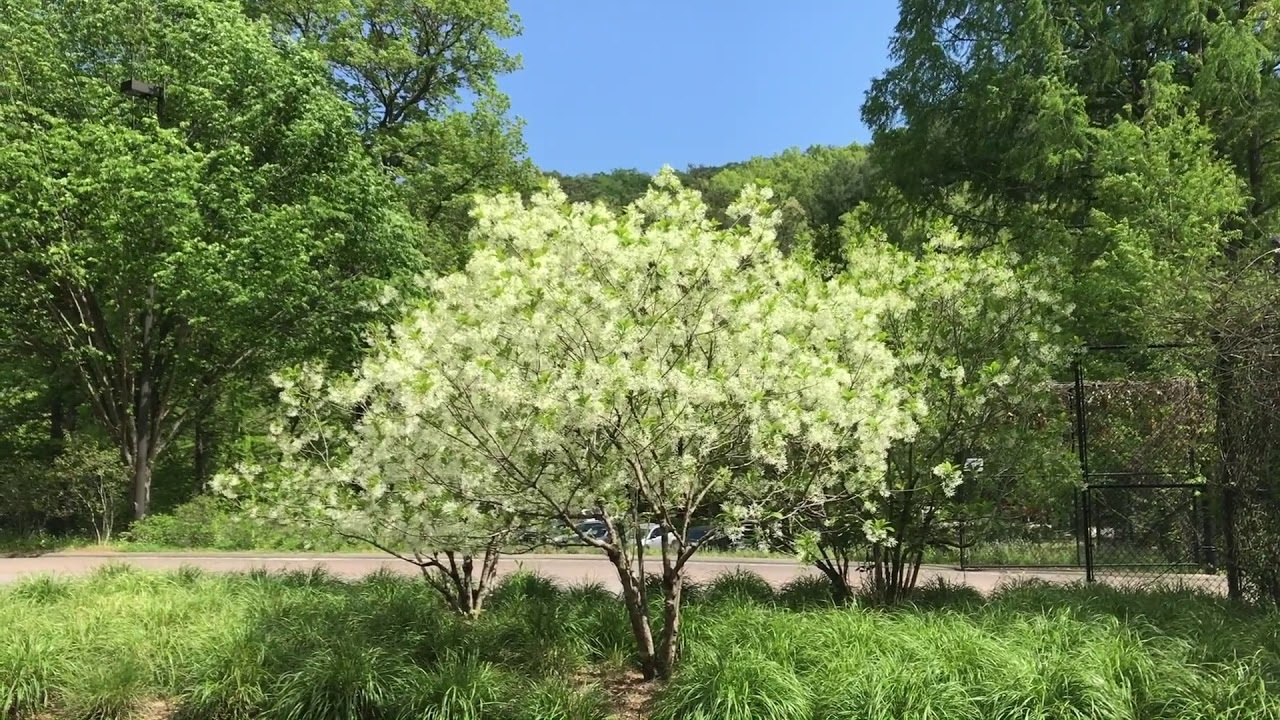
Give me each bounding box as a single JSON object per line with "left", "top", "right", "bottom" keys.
{"left": 776, "top": 575, "right": 838, "bottom": 610}
{"left": 407, "top": 653, "right": 514, "bottom": 720}
{"left": 510, "top": 677, "right": 611, "bottom": 720}
{"left": 486, "top": 571, "right": 561, "bottom": 612}
{"left": 11, "top": 573, "right": 74, "bottom": 603}
{"left": 699, "top": 568, "right": 775, "bottom": 606}
{"left": 653, "top": 648, "right": 811, "bottom": 720}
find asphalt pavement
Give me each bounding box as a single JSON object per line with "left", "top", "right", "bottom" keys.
{"left": 0, "top": 550, "right": 1087, "bottom": 592}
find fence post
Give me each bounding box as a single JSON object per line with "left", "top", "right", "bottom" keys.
{"left": 1073, "top": 490, "right": 1083, "bottom": 568}
{"left": 1073, "top": 357, "right": 1096, "bottom": 583}
{"left": 1082, "top": 487, "right": 1095, "bottom": 582}
{"left": 1200, "top": 488, "right": 1217, "bottom": 574}
{"left": 1223, "top": 484, "right": 1242, "bottom": 601}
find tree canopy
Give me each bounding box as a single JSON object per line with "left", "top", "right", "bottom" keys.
{"left": 0, "top": 0, "right": 423, "bottom": 517}
{"left": 862, "top": 0, "right": 1278, "bottom": 340}
{"left": 247, "top": 0, "right": 536, "bottom": 271}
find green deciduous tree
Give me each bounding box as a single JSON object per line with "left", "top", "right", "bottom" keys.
{"left": 863, "top": 0, "right": 1275, "bottom": 340}
{"left": 543, "top": 168, "right": 655, "bottom": 208}
{"left": 248, "top": 0, "right": 535, "bottom": 271}
{"left": 0, "top": 0, "right": 423, "bottom": 519}
{"left": 697, "top": 144, "right": 874, "bottom": 271}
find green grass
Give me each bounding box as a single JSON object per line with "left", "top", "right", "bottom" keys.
{"left": 921, "top": 539, "right": 1082, "bottom": 567}
{"left": 0, "top": 531, "right": 94, "bottom": 557}
{"left": 2, "top": 567, "right": 1277, "bottom": 719}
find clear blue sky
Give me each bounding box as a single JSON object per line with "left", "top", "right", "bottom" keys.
{"left": 500, "top": 1, "right": 899, "bottom": 175}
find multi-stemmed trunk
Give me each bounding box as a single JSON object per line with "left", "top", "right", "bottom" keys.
{"left": 418, "top": 543, "right": 503, "bottom": 616}
{"left": 608, "top": 549, "right": 686, "bottom": 681}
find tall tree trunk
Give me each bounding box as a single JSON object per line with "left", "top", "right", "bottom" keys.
{"left": 50, "top": 391, "right": 64, "bottom": 445}
{"left": 132, "top": 303, "right": 159, "bottom": 520}
{"left": 131, "top": 440, "right": 152, "bottom": 521}
{"left": 194, "top": 418, "right": 213, "bottom": 488}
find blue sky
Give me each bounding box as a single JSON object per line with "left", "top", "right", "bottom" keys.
{"left": 500, "top": 1, "right": 899, "bottom": 175}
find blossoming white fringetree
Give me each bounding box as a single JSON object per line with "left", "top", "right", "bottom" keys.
{"left": 776, "top": 220, "right": 1071, "bottom": 603}
{"left": 219, "top": 169, "right": 913, "bottom": 678}
{"left": 212, "top": 359, "right": 521, "bottom": 615}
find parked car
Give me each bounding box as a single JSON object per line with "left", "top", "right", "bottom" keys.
{"left": 639, "top": 523, "right": 673, "bottom": 549}
{"left": 686, "top": 525, "right": 717, "bottom": 548}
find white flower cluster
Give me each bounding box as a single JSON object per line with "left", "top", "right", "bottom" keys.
{"left": 216, "top": 169, "right": 918, "bottom": 550}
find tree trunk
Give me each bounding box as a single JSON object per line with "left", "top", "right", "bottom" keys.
{"left": 131, "top": 447, "right": 152, "bottom": 521}
{"left": 50, "top": 391, "right": 64, "bottom": 445}
{"left": 814, "top": 555, "right": 854, "bottom": 605}
{"left": 613, "top": 554, "right": 658, "bottom": 680}
{"left": 656, "top": 566, "right": 684, "bottom": 679}
{"left": 194, "top": 419, "right": 213, "bottom": 488}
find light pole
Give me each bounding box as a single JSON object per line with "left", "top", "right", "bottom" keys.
{"left": 115, "top": 77, "right": 166, "bottom": 519}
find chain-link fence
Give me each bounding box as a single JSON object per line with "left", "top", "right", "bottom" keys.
{"left": 950, "top": 345, "right": 1238, "bottom": 594}
{"left": 1072, "top": 345, "right": 1229, "bottom": 593}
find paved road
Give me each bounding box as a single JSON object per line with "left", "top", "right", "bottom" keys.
{"left": 0, "top": 551, "right": 1087, "bottom": 593}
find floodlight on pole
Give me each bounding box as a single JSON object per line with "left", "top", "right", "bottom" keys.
{"left": 118, "top": 79, "right": 166, "bottom": 122}
{"left": 119, "top": 79, "right": 162, "bottom": 99}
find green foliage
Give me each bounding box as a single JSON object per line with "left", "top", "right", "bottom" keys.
{"left": 863, "top": 0, "right": 1276, "bottom": 341}
{"left": 0, "top": 0, "right": 424, "bottom": 519}
{"left": 776, "top": 575, "right": 839, "bottom": 611}
{"left": 44, "top": 435, "right": 129, "bottom": 544}
{"left": 675, "top": 594, "right": 1279, "bottom": 720}
{"left": 696, "top": 144, "right": 873, "bottom": 269}
{"left": 699, "top": 569, "right": 777, "bottom": 607}
{"left": 124, "top": 495, "right": 362, "bottom": 552}
{"left": 652, "top": 649, "right": 812, "bottom": 720}
{"left": 544, "top": 168, "right": 655, "bottom": 208}
{"left": 485, "top": 572, "right": 562, "bottom": 612}
{"left": 1, "top": 569, "right": 627, "bottom": 720}
{"left": 248, "top": 0, "right": 535, "bottom": 272}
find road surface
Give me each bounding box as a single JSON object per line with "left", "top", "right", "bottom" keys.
{"left": 0, "top": 551, "right": 1088, "bottom": 593}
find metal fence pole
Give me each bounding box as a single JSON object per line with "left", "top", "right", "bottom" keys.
{"left": 1223, "top": 484, "right": 1242, "bottom": 600}
{"left": 1083, "top": 487, "right": 1095, "bottom": 583}
{"left": 1073, "top": 490, "right": 1083, "bottom": 567}
{"left": 1073, "top": 357, "right": 1096, "bottom": 582}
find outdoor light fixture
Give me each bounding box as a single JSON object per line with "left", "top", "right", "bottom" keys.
{"left": 119, "top": 79, "right": 163, "bottom": 99}
{"left": 119, "top": 78, "right": 166, "bottom": 124}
